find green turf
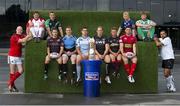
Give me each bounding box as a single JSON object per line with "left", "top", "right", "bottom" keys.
{"left": 29, "top": 11, "right": 149, "bottom": 36}
{"left": 24, "top": 41, "right": 158, "bottom": 93}
{"left": 25, "top": 11, "right": 157, "bottom": 93}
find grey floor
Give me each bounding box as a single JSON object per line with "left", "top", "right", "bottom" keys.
{"left": 0, "top": 49, "right": 180, "bottom": 105}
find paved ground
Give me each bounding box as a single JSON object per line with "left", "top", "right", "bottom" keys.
{"left": 0, "top": 49, "right": 180, "bottom": 105}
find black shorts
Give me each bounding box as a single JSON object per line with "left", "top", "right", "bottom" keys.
{"left": 162, "top": 59, "right": 174, "bottom": 69}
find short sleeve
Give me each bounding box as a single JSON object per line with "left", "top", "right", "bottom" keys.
{"left": 105, "top": 38, "right": 109, "bottom": 44}
{"left": 160, "top": 37, "right": 169, "bottom": 46}
{"left": 57, "top": 21, "right": 62, "bottom": 27}
{"left": 60, "top": 39, "right": 64, "bottom": 47}
{"left": 133, "top": 37, "right": 137, "bottom": 43}
{"left": 76, "top": 38, "right": 80, "bottom": 47}
{"left": 119, "top": 36, "right": 123, "bottom": 43}
{"left": 45, "top": 19, "right": 50, "bottom": 28}
{"left": 121, "top": 20, "right": 125, "bottom": 28}
{"left": 47, "top": 39, "right": 50, "bottom": 47}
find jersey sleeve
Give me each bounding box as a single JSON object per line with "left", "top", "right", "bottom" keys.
{"left": 57, "top": 21, "right": 62, "bottom": 28}
{"left": 121, "top": 20, "right": 124, "bottom": 28}
{"left": 119, "top": 36, "right": 123, "bottom": 43}
{"left": 76, "top": 38, "right": 80, "bottom": 47}
{"left": 60, "top": 38, "right": 64, "bottom": 47}
{"left": 105, "top": 37, "right": 109, "bottom": 44}
{"left": 160, "top": 37, "right": 169, "bottom": 46}
{"left": 45, "top": 19, "right": 50, "bottom": 28}
{"left": 134, "top": 37, "right": 137, "bottom": 43}
{"left": 47, "top": 39, "right": 51, "bottom": 47}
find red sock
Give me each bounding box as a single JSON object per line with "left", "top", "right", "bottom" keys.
{"left": 11, "top": 72, "right": 21, "bottom": 84}
{"left": 124, "top": 64, "right": 130, "bottom": 74}
{"left": 129, "top": 63, "right": 137, "bottom": 76}
{"left": 8, "top": 73, "right": 14, "bottom": 86}
{"left": 115, "top": 60, "right": 121, "bottom": 72}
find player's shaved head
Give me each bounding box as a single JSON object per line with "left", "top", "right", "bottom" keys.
{"left": 16, "top": 26, "right": 23, "bottom": 35}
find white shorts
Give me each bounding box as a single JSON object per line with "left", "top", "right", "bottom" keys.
{"left": 8, "top": 56, "right": 22, "bottom": 64}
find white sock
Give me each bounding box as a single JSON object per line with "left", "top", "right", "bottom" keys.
{"left": 38, "top": 27, "right": 44, "bottom": 38}
{"left": 76, "top": 64, "right": 81, "bottom": 81}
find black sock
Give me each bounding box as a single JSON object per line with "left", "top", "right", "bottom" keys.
{"left": 44, "top": 64, "right": 48, "bottom": 75}
{"left": 58, "top": 64, "right": 62, "bottom": 76}
{"left": 63, "top": 64, "right": 68, "bottom": 78}
{"left": 72, "top": 64, "right": 76, "bottom": 79}
{"left": 105, "top": 63, "right": 110, "bottom": 76}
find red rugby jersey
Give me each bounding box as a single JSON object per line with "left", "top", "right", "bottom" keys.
{"left": 119, "top": 34, "right": 137, "bottom": 53}
{"left": 8, "top": 34, "right": 24, "bottom": 57}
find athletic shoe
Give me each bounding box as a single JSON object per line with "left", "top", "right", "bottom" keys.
{"left": 58, "top": 75, "right": 62, "bottom": 81}
{"left": 71, "top": 79, "right": 75, "bottom": 85}
{"left": 112, "top": 72, "right": 116, "bottom": 77}
{"left": 128, "top": 75, "right": 135, "bottom": 83}
{"left": 37, "top": 37, "right": 41, "bottom": 43}
{"left": 169, "top": 76, "right": 176, "bottom": 92}
{"left": 63, "top": 79, "right": 68, "bottom": 84}
{"left": 116, "top": 73, "right": 120, "bottom": 79}
{"left": 44, "top": 74, "right": 48, "bottom": 80}
{"left": 105, "top": 76, "right": 111, "bottom": 84}
{"left": 13, "top": 85, "right": 19, "bottom": 92}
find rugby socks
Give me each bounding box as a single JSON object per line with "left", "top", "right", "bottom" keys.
{"left": 44, "top": 64, "right": 48, "bottom": 75}
{"left": 8, "top": 73, "right": 14, "bottom": 86}
{"left": 129, "top": 63, "right": 137, "bottom": 76}
{"left": 72, "top": 64, "right": 76, "bottom": 79}
{"left": 124, "top": 64, "right": 130, "bottom": 74}
{"left": 115, "top": 60, "right": 121, "bottom": 73}
{"left": 9, "top": 72, "right": 21, "bottom": 85}
{"left": 62, "top": 64, "right": 68, "bottom": 79}
{"left": 105, "top": 63, "right": 110, "bottom": 76}
{"left": 58, "top": 64, "right": 62, "bottom": 76}
{"left": 76, "top": 64, "right": 81, "bottom": 82}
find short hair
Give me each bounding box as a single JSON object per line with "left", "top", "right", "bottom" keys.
{"left": 66, "top": 26, "right": 72, "bottom": 30}
{"left": 33, "top": 11, "right": 39, "bottom": 15}
{"left": 97, "top": 26, "right": 103, "bottom": 30}
{"left": 123, "top": 11, "right": 129, "bottom": 16}
{"left": 81, "top": 26, "right": 88, "bottom": 31}
{"left": 160, "top": 30, "right": 167, "bottom": 34}
{"left": 141, "top": 11, "right": 147, "bottom": 16}
{"left": 51, "top": 28, "right": 58, "bottom": 32}
{"left": 111, "top": 27, "right": 118, "bottom": 31}
{"left": 49, "top": 11, "right": 55, "bottom": 15}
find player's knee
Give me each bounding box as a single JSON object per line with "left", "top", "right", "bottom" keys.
{"left": 104, "top": 55, "right": 110, "bottom": 63}
{"left": 71, "top": 56, "right": 76, "bottom": 63}
{"left": 95, "top": 55, "right": 100, "bottom": 60}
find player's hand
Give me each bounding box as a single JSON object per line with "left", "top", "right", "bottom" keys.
{"left": 67, "top": 51, "right": 71, "bottom": 56}
{"left": 102, "top": 54, "right": 105, "bottom": 59}
{"left": 132, "top": 53, "right": 136, "bottom": 57}
{"left": 114, "top": 53, "right": 118, "bottom": 57}
{"left": 57, "top": 54, "right": 61, "bottom": 58}
{"left": 154, "top": 36, "right": 159, "bottom": 41}
{"left": 122, "top": 53, "right": 127, "bottom": 57}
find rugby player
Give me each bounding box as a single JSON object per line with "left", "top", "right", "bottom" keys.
{"left": 94, "top": 26, "right": 111, "bottom": 84}
{"left": 136, "top": 12, "right": 156, "bottom": 41}
{"left": 26, "top": 11, "right": 45, "bottom": 42}
{"left": 76, "top": 27, "right": 91, "bottom": 83}
{"left": 120, "top": 27, "right": 137, "bottom": 83}
{"left": 44, "top": 28, "right": 64, "bottom": 80}
{"left": 62, "top": 26, "right": 77, "bottom": 84}
{"left": 45, "top": 11, "right": 63, "bottom": 38}
{"left": 108, "top": 27, "right": 122, "bottom": 79}
{"left": 154, "top": 30, "right": 176, "bottom": 92}
{"left": 8, "top": 26, "right": 31, "bottom": 92}
{"left": 117, "top": 11, "right": 136, "bottom": 37}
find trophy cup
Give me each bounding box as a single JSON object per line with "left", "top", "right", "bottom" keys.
{"left": 89, "top": 38, "right": 95, "bottom": 60}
